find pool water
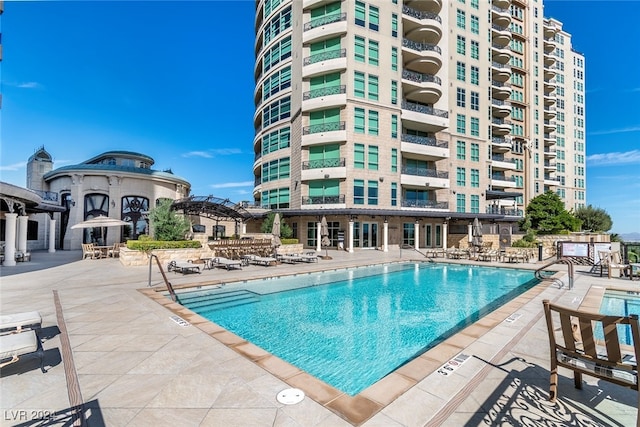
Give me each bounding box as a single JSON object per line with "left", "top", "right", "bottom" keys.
{"left": 599, "top": 290, "right": 640, "bottom": 345}
{"left": 177, "top": 262, "right": 538, "bottom": 395}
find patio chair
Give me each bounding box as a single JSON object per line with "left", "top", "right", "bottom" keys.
{"left": 82, "top": 243, "right": 101, "bottom": 260}
{"left": 212, "top": 257, "right": 243, "bottom": 270}
{"left": 599, "top": 251, "right": 632, "bottom": 280}
{"left": 0, "top": 329, "right": 46, "bottom": 373}
{"left": 542, "top": 299, "right": 639, "bottom": 426}
{"left": 0, "top": 311, "right": 42, "bottom": 334}
{"left": 107, "top": 242, "right": 124, "bottom": 258}
{"left": 246, "top": 254, "right": 277, "bottom": 266}
{"left": 167, "top": 260, "right": 201, "bottom": 274}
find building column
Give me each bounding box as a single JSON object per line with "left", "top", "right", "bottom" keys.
{"left": 48, "top": 218, "right": 57, "bottom": 253}
{"left": 443, "top": 221, "right": 449, "bottom": 250}
{"left": 383, "top": 220, "right": 388, "bottom": 252}
{"left": 468, "top": 223, "right": 473, "bottom": 245}
{"left": 415, "top": 220, "right": 420, "bottom": 251}
{"left": 348, "top": 219, "right": 354, "bottom": 253}
{"left": 17, "top": 215, "right": 29, "bottom": 253}
{"left": 316, "top": 221, "right": 322, "bottom": 252}
{"left": 4, "top": 213, "right": 18, "bottom": 266}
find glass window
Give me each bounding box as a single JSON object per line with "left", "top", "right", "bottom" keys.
{"left": 456, "top": 35, "right": 466, "bottom": 55}
{"left": 456, "top": 140, "right": 466, "bottom": 160}
{"left": 456, "top": 114, "right": 466, "bottom": 134}
{"left": 403, "top": 223, "right": 415, "bottom": 246}
{"left": 471, "top": 66, "right": 479, "bottom": 85}
{"left": 354, "top": 179, "right": 364, "bottom": 204}
{"left": 471, "top": 15, "right": 479, "bottom": 34}
{"left": 368, "top": 74, "right": 378, "bottom": 100}
{"left": 354, "top": 143, "right": 365, "bottom": 168}
{"left": 456, "top": 87, "right": 466, "bottom": 107}
{"left": 456, "top": 62, "right": 466, "bottom": 81}
{"left": 354, "top": 71, "right": 365, "bottom": 98}
{"left": 471, "top": 40, "right": 479, "bottom": 59}
{"left": 456, "top": 193, "right": 466, "bottom": 212}
{"left": 471, "top": 91, "right": 479, "bottom": 111}
{"left": 391, "top": 80, "right": 397, "bottom": 104}
{"left": 368, "top": 110, "right": 379, "bottom": 135}
{"left": 355, "top": 1, "right": 365, "bottom": 26}
{"left": 471, "top": 117, "right": 479, "bottom": 136}
{"left": 471, "top": 169, "right": 480, "bottom": 188}
{"left": 391, "top": 13, "right": 398, "bottom": 37}
{"left": 354, "top": 107, "right": 365, "bottom": 133}
{"left": 471, "top": 143, "right": 479, "bottom": 161}
{"left": 369, "top": 5, "right": 379, "bottom": 31}
{"left": 391, "top": 182, "right": 397, "bottom": 206}
{"left": 368, "top": 40, "right": 379, "bottom": 66}
{"left": 354, "top": 36, "right": 365, "bottom": 62}
{"left": 456, "top": 167, "right": 466, "bottom": 186}
{"left": 368, "top": 145, "right": 379, "bottom": 170}
{"left": 391, "top": 114, "right": 398, "bottom": 138}
{"left": 367, "top": 180, "right": 378, "bottom": 205}
{"left": 391, "top": 148, "right": 397, "bottom": 172}
{"left": 470, "top": 195, "right": 479, "bottom": 213}
{"left": 456, "top": 9, "right": 465, "bottom": 29}
{"left": 391, "top": 47, "right": 398, "bottom": 71}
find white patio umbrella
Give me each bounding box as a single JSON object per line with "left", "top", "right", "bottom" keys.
{"left": 320, "top": 216, "right": 331, "bottom": 259}
{"left": 472, "top": 217, "right": 483, "bottom": 252}
{"left": 71, "top": 215, "right": 128, "bottom": 244}
{"left": 271, "top": 213, "right": 281, "bottom": 254}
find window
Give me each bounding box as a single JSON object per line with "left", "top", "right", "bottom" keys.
{"left": 368, "top": 145, "right": 379, "bottom": 170}
{"left": 262, "top": 127, "right": 290, "bottom": 155}
{"left": 456, "top": 35, "right": 466, "bottom": 55}
{"left": 391, "top": 13, "right": 398, "bottom": 37}
{"left": 471, "top": 143, "right": 479, "bottom": 161}
{"left": 391, "top": 80, "right": 397, "bottom": 104}
{"left": 263, "top": 96, "right": 291, "bottom": 128}
{"left": 470, "top": 195, "right": 479, "bottom": 214}
{"left": 354, "top": 179, "right": 364, "bottom": 204}
{"left": 354, "top": 108, "right": 365, "bottom": 133}
{"left": 456, "top": 61, "right": 466, "bottom": 81}
{"left": 456, "top": 140, "right": 466, "bottom": 160}
{"left": 391, "top": 148, "right": 397, "bottom": 172}
{"left": 391, "top": 47, "right": 398, "bottom": 71}
{"left": 403, "top": 223, "right": 415, "bottom": 246}
{"left": 456, "top": 193, "right": 466, "bottom": 212}
{"left": 354, "top": 36, "right": 365, "bottom": 62}
{"left": 471, "top": 91, "right": 479, "bottom": 111}
{"left": 471, "top": 0, "right": 478, "bottom": 9}
{"left": 470, "top": 66, "right": 479, "bottom": 85}
{"left": 471, "top": 40, "right": 479, "bottom": 59}
{"left": 368, "top": 40, "right": 379, "bottom": 66}
{"left": 354, "top": 144, "right": 365, "bottom": 168}
{"left": 391, "top": 183, "right": 397, "bottom": 206}
{"left": 456, "top": 167, "right": 466, "bottom": 186}
{"left": 456, "top": 114, "right": 466, "bottom": 134}
{"left": 471, "top": 15, "right": 479, "bottom": 34}
{"left": 456, "top": 87, "right": 466, "bottom": 107}
{"left": 368, "top": 110, "right": 379, "bottom": 135}
{"left": 391, "top": 115, "right": 398, "bottom": 138}
{"left": 354, "top": 71, "right": 365, "bottom": 98}
{"left": 355, "top": 1, "right": 365, "bottom": 26}
{"left": 471, "top": 169, "right": 479, "bottom": 188}
{"left": 456, "top": 9, "right": 465, "bottom": 29}
{"left": 369, "top": 5, "right": 379, "bottom": 31}
{"left": 368, "top": 74, "right": 378, "bottom": 100}
{"left": 367, "top": 180, "right": 378, "bottom": 205}
{"left": 470, "top": 117, "right": 479, "bottom": 136}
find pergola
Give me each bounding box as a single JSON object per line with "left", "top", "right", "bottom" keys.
{"left": 170, "top": 196, "right": 257, "bottom": 239}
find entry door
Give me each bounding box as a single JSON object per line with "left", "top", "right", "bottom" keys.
{"left": 362, "top": 222, "right": 378, "bottom": 248}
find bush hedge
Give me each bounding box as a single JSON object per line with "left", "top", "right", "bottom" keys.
{"left": 127, "top": 240, "right": 203, "bottom": 251}
{"left": 280, "top": 238, "right": 299, "bottom": 245}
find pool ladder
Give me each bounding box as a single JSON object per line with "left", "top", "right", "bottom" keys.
{"left": 535, "top": 257, "right": 575, "bottom": 290}
{"left": 148, "top": 253, "right": 179, "bottom": 303}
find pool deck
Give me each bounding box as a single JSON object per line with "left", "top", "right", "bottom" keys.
{"left": 0, "top": 249, "right": 637, "bottom": 426}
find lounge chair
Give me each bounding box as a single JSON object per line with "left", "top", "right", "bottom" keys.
{"left": 246, "top": 254, "right": 277, "bottom": 266}
{"left": 108, "top": 242, "right": 124, "bottom": 258}
{"left": 277, "top": 254, "right": 302, "bottom": 264}
{"left": 212, "top": 257, "right": 242, "bottom": 270}
{"left": 599, "top": 251, "right": 632, "bottom": 280}
{"left": 82, "top": 243, "right": 101, "bottom": 260}
{"left": 0, "top": 311, "right": 42, "bottom": 334}
{"left": 0, "top": 330, "right": 46, "bottom": 373}
{"left": 167, "top": 260, "right": 201, "bottom": 274}
{"left": 542, "top": 299, "right": 639, "bottom": 426}
{"left": 299, "top": 253, "right": 318, "bottom": 263}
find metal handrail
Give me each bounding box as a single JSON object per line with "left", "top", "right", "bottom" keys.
{"left": 148, "top": 253, "right": 178, "bottom": 303}
{"left": 535, "top": 257, "right": 575, "bottom": 290}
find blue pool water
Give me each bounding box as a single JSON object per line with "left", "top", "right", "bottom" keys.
{"left": 177, "top": 262, "right": 538, "bottom": 395}
{"left": 599, "top": 290, "right": 640, "bottom": 345}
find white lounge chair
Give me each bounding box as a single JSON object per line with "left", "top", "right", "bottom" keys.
{"left": 277, "top": 254, "right": 301, "bottom": 264}
{"left": 212, "top": 257, "right": 243, "bottom": 270}
{"left": 246, "top": 254, "right": 277, "bottom": 266}
{"left": 0, "top": 311, "right": 42, "bottom": 334}
{"left": 167, "top": 261, "right": 201, "bottom": 274}
{"left": 0, "top": 330, "right": 46, "bottom": 373}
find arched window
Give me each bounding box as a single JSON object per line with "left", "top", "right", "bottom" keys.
{"left": 122, "top": 196, "right": 149, "bottom": 240}
{"left": 83, "top": 193, "right": 109, "bottom": 244}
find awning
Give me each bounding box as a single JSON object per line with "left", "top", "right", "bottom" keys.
{"left": 485, "top": 190, "right": 523, "bottom": 200}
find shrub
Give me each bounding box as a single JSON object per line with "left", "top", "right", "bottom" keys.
{"left": 127, "top": 240, "right": 202, "bottom": 251}
{"left": 280, "top": 238, "right": 299, "bottom": 245}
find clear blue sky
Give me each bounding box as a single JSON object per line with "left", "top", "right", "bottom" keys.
{"left": 1, "top": 1, "right": 639, "bottom": 234}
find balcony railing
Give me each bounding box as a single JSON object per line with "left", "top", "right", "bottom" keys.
{"left": 491, "top": 23, "right": 510, "bottom": 32}
{"left": 402, "top": 199, "right": 448, "bottom": 209}
{"left": 303, "top": 48, "right": 346, "bottom": 66}
{"left": 492, "top": 99, "right": 511, "bottom": 107}
{"left": 402, "top": 69, "right": 442, "bottom": 85}
{"left": 491, "top": 154, "right": 516, "bottom": 164}
{"left": 492, "top": 80, "right": 511, "bottom": 88}
{"left": 492, "top": 137, "right": 512, "bottom": 145}
{"left": 31, "top": 190, "right": 59, "bottom": 202}
{"left": 401, "top": 100, "right": 448, "bottom": 118}
{"left": 491, "top": 61, "right": 511, "bottom": 70}
{"left": 491, "top": 4, "right": 509, "bottom": 14}
{"left": 401, "top": 165, "right": 448, "bottom": 179}
{"left": 402, "top": 38, "right": 442, "bottom": 54}
{"left": 544, "top": 175, "right": 560, "bottom": 182}
{"left": 486, "top": 205, "right": 522, "bottom": 216}
{"left": 401, "top": 5, "right": 442, "bottom": 23}
{"left": 401, "top": 133, "right": 448, "bottom": 148}
{"left": 491, "top": 174, "right": 516, "bottom": 182}
{"left": 302, "top": 195, "right": 346, "bottom": 205}
{"left": 543, "top": 120, "right": 557, "bottom": 127}
{"left": 303, "top": 12, "right": 346, "bottom": 31}
{"left": 303, "top": 85, "right": 346, "bottom": 100}
{"left": 302, "top": 121, "right": 346, "bottom": 135}
{"left": 302, "top": 157, "right": 346, "bottom": 169}
{"left": 492, "top": 118, "right": 511, "bottom": 125}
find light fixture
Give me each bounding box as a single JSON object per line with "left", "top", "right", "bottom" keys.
{"left": 379, "top": 177, "right": 384, "bottom": 182}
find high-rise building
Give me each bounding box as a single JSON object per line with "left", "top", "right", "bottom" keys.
{"left": 252, "top": 0, "right": 585, "bottom": 250}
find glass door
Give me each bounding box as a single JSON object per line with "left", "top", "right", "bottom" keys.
{"left": 361, "top": 222, "right": 378, "bottom": 248}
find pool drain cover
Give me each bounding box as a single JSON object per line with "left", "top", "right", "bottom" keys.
{"left": 277, "top": 388, "right": 305, "bottom": 405}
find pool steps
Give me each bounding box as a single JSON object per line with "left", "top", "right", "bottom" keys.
{"left": 178, "top": 289, "right": 260, "bottom": 312}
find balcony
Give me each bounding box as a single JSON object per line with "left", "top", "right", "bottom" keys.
{"left": 543, "top": 148, "right": 557, "bottom": 158}
{"left": 543, "top": 119, "right": 556, "bottom": 132}
{"left": 31, "top": 190, "right": 59, "bottom": 203}
{"left": 543, "top": 65, "right": 556, "bottom": 80}
{"left": 543, "top": 160, "right": 557, "bottom": 171}
{"left": 301, "top": 194, "right": 346, "bottom": 209}
{"left": 491, "top": 61, "right": 511, "bottom": 81}
{"left": 486, "top": 205, "right": 522, "bottom": 216}
{"left": 544, "top": 105, "right": 557, "bottom": 118}
{"left": 491, "top": 154, "right": 518, "bottom": 171}
{"left": 401, "top": 199, "right": 448, "bottom": 210}
{"left": 400, "top": 166, "right": 449, "bottom": 189}
{"left": 400, "top": 133, "right": 449, "bottom": 160}
{"left": 491, "top": 24, "right": 512, "bottom": 46}
{"left": 543, "top": 78, "right": 557, "bottom": 93}
{"left": 491, "top": 43, "right": 511, "bottom": 64}
{"left": 301, "top": 121, "right": 347, "bottom": 147}
{"left": 543, "top": 175, "right": 561, "bottom": 186}
{"left": 401, "top": 100, "right": 448, "bottom": 132}
{"left": 303, "top": 12, "right": 348, "bottom": 45}
{"left": 491, "top": 137, "right": 512, "bottom": 153}
{"left": 544, "top": 133, "right": 556, "bottom": 145}
{"left": 490, "top": 174, "right": 518, "bottom": 189}
{"left": 302, "top": 48, "right": 347, "bottom": 79}
{"left": 301, "top": 158, "right": 347, "bottom": 181}
{"left": 402, "top": 69, "right": 442, "bottom": 104}
{"left": 491, "top": 118, "right": 511, "bottom": 136}
{"left": 491, "top": 5, "right": 511, "bottom": 28}
{"left": 404, "top": 0, "right": 442, "bottom": 14}
{"left": 302, "top": 85, "right": 347, "bottom": 112}
{"left": 401, "top": 38, "right": 442, "bottom": 75}
{"left": 402, "top": 5, "right": 443, "bottom": 45}
{"left": 543, "top": 38, "right": 556, "bottom": 53}
{"left": 303, "top": 0, "right": 339, "bottom": 9}
{"left": 543, "top": 19, "right": 561, "bottom": 38}
{"left": 544, "top": 53, "right": 556, "bottom": 67}
{"left": 544, "top": 92, "right": 556, "bottom": 106}
{"left": 491, "top": 99, "right": 512, "bottom": 117}
{"left": 492, "top": 80, "right": 512, "bottom": 100}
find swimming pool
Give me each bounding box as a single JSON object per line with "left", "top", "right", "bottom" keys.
{"left": 599, "top": 290, "right": 640, "bottom": 345}
{"left": 176, "top": 262, "right": 539, "bottom": 395}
